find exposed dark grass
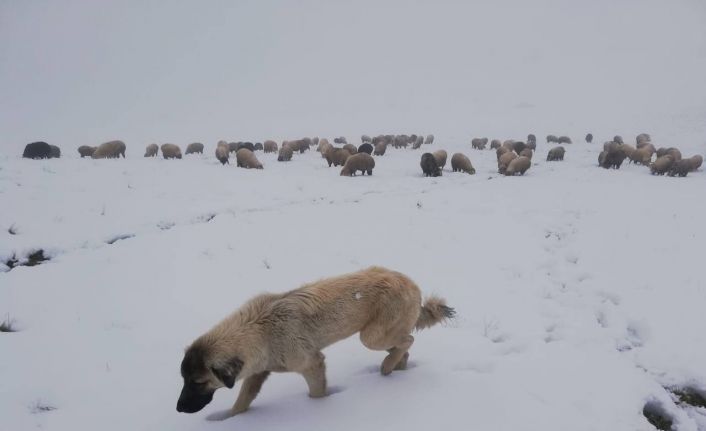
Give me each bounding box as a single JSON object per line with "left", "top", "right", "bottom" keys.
{"left": 8, "top": 224, "right": 17, "bottom": 235}
{"left": 4, "top": 249, "right": 49, "bottom": 270}
{"left": 29, "top": 401, "right": 57, "bottom": 414}
{"left": 105, "top": 234, "right": 135, "bottom": 245}
{"left": 671, "top": 387, "right": 706, "bottom": 409}
{"left": 643, "top": 402, "right": 673, "bottom": 431}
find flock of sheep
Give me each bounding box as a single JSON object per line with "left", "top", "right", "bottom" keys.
{"left": 19, "top": 132, "right": 703, "bottom": 178}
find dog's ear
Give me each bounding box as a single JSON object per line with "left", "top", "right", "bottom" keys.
{"left": 210, "top": 357, "right": 243, "bottom": 389}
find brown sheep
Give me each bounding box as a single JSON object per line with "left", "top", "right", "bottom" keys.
{"left": 432, "top": 150, "right": 447, "bottom": 169}
{"left": 490, "top": 139, "right": 502, "bottom": 150}
{"left": 496, "top": 146, "right": 512, "bottom": 160}
{"left": 650, "top": 155, "right": 674, "bottom": 175}
{"left": 263, "top": 140, "right": 278, "bottom": 153}
{"left": 546, "top": 146, "right": 565, "bottom": 161}
{"left": 144, "top": 143, "right": 158, "bottom": 157}
{"left": 286, "top": 140, "right": 301, "bottom": 152}
{"left": 326, "top": 148, "right": 351, "bottom": 167}
{"left": 621, "top": 144, "right": 636, "bottom": 160}
{"left": 319, "top": 141, "right": 334, "bottom": 158}
{"left": 450, "top": 153, "right": 475, "bottom": 174}
{"left": 557, "top": 136, "right": 572, "bottom": 144}
{"left": 505, "top": 156, "right": 531, "bottom": 176}
{"left": 373, "top": 142, "right": 387, "bottom": 156}
{"left": 526, "top": 141, "right": 536, "bottom": 151}
{"left": 668, "top": 159, "right": 692, "bottom": 177}
{"left": 161, "top": 144, "right": 182, "bottom": 159}
{"left": 498, "top": 151, "right": 518, "bottom": 174}
{"left": 546, "top": 135, "right": 559, "bottom": 143}
{"left": 185, "top": 143, "right": 204, "bottom": 155}
{"left": 666, "top": 148, "right": 682, "bottom": 161}
{"left": 93, "top": 140, "right": 126, "bottom": 159}
{"left": 630, "top": 148, "right": 652, "bottom": 165}
{"left": 236, "top": 148, "right": 263, "bottom": 169}
{"left": 277, "top": 144, "right": 293, "bottom": 162}
{"left": 613, "top": 135, "right": 624, "bottom": 144}
{"left": 636, "top": 133, "right": 651, "bottom": 146}
{"left": 424, "top": 134, "right": 434, "bottom": 145}
{"left": 502, "top": 140, "right": 515, "bottom": 149}
{"left": 471, "top": 138, "right": 488, "bottom": 150}
{"left": 215, "top": 143, "right": 230, "bottom": 165}
{"left": 78, "top": 146, "right": 97, "bottom": 158}
{"left": 688, "top": 155, "right": 703, "bottom": 171}
{"left": 520, "top": 148, "right": 533, "bottom": 159}
{"left": 340, "top": 153, "right": 375, "bottom": 176}
{"left": 343, "top": 143, "right": 358, "bottom": 155}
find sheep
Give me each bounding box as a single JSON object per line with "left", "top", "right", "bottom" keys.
{"left": 326, "top": 148, "right": 351, "bottom": 167}
{"left": 410, "top": 135, "right": 418, "bottom": 144}
{"left": 471, "top": 138, "right": 488, "bottom": 150}
{"left": 640, "top": 143, "right": 656, "bottom": 155}
{"left": 450, "top": 153, "right": 475, "bottom": 174}
{"left": 424, "top": 134, "right": 434, "bottom": 145}
{"left": 585, "top": 133, "right": 593, "bottom": 143}
{"left": 215, "top": 143, "right": 230, "bottom": 165}
{"left": 650, "top": 155, "right": 674, "bottom": 175}
{"left": 599, "top": 142, "right": 626, "bottom": 169}
{"left": 340, "top": 153, "right": 375, "bottom": 176}
{"left": 630, "top": 148, "right": 652, "bottom": 165}
{"left": 343, "top": 143, "right": 358, "bottom": 155}
{"left": 78, "top": 145, "right": 97, "bottom": 158}
{"left": 598, "top": 151, "right": 607, "bottom": 167}
{"left": 144, "top": 143, "right": 159, "bottom": 157}
{"left": 636, "top": 133, "right": 651, "bottom": 146}
{"left": 361, "top": 134, "right": 372, "bottom": 144}
{"left": 319, "top": 141, "right": 334, "bottom": 158}
{"left": 668, "top": 159, "right": 692, "bottom": 177}
{"left": 621, "top": 144, "right": 636, "bottom": 160}
{"left": 546, "top": 135, "right": 559, "bottom": 143}
{"left": 502, "top": 140, "right": 515, "bottom": 149}
{"left": 557, "top": 136, "right": 572, "bottom": 144}
{"left": 504, "top": 156, "right": 531, "bottom": 176}
{"left": 237, "top": 142, "right": 256, "bottom": 152}
{"left": 264, "top": 140, "right": 278, "bottom": 153}
{"left": 316, "top": 138, "right": 330, "bottom": 152}
{"left": 526, "top": 141, "right": 537, "bottom": 151}
{"left": 412, "top": 135, "right": 424, "bottom": 149}
{"left": 432, "top": 150, "right": 447, "bottom": 169}
{"left": 254, "top": 143, "right": 263, "bottom": 151}
{"left": 420, "top": 153, "right": 441, "bottom": 177}
{"left": 300, "top": 138, "right": 312, "bottom": 153}
{"left": 373, "top": 142, "right": 387, "bottom": 156}
{"left": 666, "top": 148, "right": 682, "bottom": 161}
{"left": 546, "top": 146, "right": 565, "bottom": 161}
{"left": 228, "top": 142, "right": 239, "bottom": 153}
{"left": 334, "top": 137, "right": 347, "bottom": 144}
{"left": 312, "top": 137, "right": 319, "bottom": 146}
{"left": 93, "top": 140, "right": 126, "bottom": 159}
{"left": 161, "top": 144, "right": 182, "bottom": 159}
{"left": 393, "top": 135, "right": 408, "bottom": 149}
{"left": 277, "top": 144, "right": 293, "bottom": 162}
{"left": 47, "top": 145, "right": 60, "bottom": 158}
{"left": 527, "top": 134, "right": 537, "bottom": 145}
{"left": 688, "top": 155, "right": 703, "bottom": 171}
{"left": 613, "top": 135, "right": 624, "bottom": 144}
{"left": 358, "top": 143, "right": 374, "bottom": 155}
{"left": 185, "top": 143, "right": 204, "bottom": 155}
{"left": 520, "top": 148, "right": 534, "bottom": 159}
{"left": 236, "top": 148, "right": 263, "bottom": 169}
{"left": 498, "top": 151, "right": 518, "bottom": 174}
{"left": 22, "top": 141, "right": 52, "bottom": 159}
{"left": 490, "top": 139, "right": 502, "bottom": 150}
{"left": 496, "top": 146, "right": 512, "bottom": 160}
{"left": 284, "top": 140, "right": 300, "bottom": 152}
{"left": 513, "top": 141, "right": 527, "bottom": 155}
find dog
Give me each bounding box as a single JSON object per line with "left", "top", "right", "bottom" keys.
{"left": 176, "top": 266, "right": 454, "bottom": 417}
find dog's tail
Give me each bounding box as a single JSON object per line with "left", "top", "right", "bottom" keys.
{"left": 415, "top": 296, "right": 455, "bottom": 330}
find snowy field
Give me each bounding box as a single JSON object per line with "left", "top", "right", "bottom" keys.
{"left": 2, "top": 0, "right": 706, "bottom": 430}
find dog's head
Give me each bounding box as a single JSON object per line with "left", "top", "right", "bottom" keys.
{"left": 176, "top": 344, "right": 243, "bottom": 413}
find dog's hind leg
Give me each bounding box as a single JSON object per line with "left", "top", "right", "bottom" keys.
{"left": 231, "top": 371, "right": 270, "bottom": 415}
{"left": 299, "top": 352, "right": 327, "bottom": 398}
{"left": 380, "top": 335, "right": 414, "bottom": 376}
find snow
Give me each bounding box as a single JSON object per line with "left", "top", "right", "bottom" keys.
{"left": 2, "top": 1, "right": 706, "bottom": 430}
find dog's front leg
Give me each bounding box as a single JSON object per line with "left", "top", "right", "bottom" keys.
{"left": 300, "top": 352, "right": 327, "bottom": 398}
{"left": 230, "top": 371, "right": 271, "bottom": 415}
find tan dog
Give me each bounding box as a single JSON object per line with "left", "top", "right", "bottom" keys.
{"left": 176, "top": 266, "right": 454, "bottom": 417}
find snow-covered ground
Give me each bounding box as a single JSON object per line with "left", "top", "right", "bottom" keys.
{"left": 2, "top": 1, "right": 706, "bottom": 430}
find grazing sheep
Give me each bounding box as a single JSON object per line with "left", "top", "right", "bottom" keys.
{"left": 490, "top": 139, "right": 502, "bottom": 150}
{"left": 527, "top": 134, "right": 537, "bottom": 145}
{"left": 650, "top": 155, "right": 674, "bottom": 175}
{"left": 161, "top": 144, "right": 182, "bottom": 159}
{"left": 47, "top": 145, "right": 60, "bottom": 158}
{"left": 420, "top": 153, "right": 441, "bottom": 177}
{"left": 228, "top": 142, "right": 239, "bottom": 153}
{"left": 496, "top": 146, "right": 512, "bottom": 160}
{"left": 264, "top": 140, "right": 278, "bottom": 153}
{"left": 312, "top": 137, "right": 319, "bottom": 146}
{"left": 450, "top": 153, "right": 475, "bottom": 174}
{"left": 666, "top": 148, "right": 682, "bottom": 161}
{"left": 424, "top": 134, "right": 434, "bottom": 145}
{"left": 326, "top": 148, "right": 351, "bottom": 167}
{"left": 254, "top": 143, "right": 263, "bottom": 151}
{"left": 236, "top": 148, "right": 263, "bottom": 169}
{"left": 655, "top": 148, "right": 669, "bottom": 158}
{"left": 471, "top": 138, "right": 488, "bottom": 150}
{"left": 613, "top": 135, "right": 624, "bottom": 144}
{"left": 185, "top": 143, "right": 204, "bottom": 155}
{"left": 237, "top": 142, "right": 256, "bottom": 152}
{"left": 302, "top": 137, "right": 313, "bottom": 151}
{"left": 22, "top": 141, "right": 52, "bottom": 159}
{"left": 505, "top": 156, "right": 531, "bottom": 176}
{"left": 373, "top": 142, "right": 387, "bottom": 156}
{"left": 585, "top": 133, "right": 593, "bottom": 143}
{"left": 340, "top": 153, "right": 375, "bottom": 176}
{"left": 640, "top": 143, "right": 657, "bottom": 155}
{"left": 668, "top": 159, "right": 692, "bottom": 177}
{"left": 78, "top": 145, "right": 97, "bottom": 158}
{"left": 599, "top": 142, "right": 626, "bottom": 169}
{"left": 546, "top": 146, "right": 565, "bottom": 161}
{"left": 598, "top": 151, "right": 607, "bottom": 167}
{"left": 316, "top": 138, "right": 330, "bottom": 152}
{"left": 513, "top": 141, "right": 527, "bottom": 155}
{"left": 630, "top": 148, "right": 652, "bottom": 165}
{"left": 277, "top": 144, "right": 293, "bottom": 162}
{"left": 520, "top": 148, "right": 534, "bottom": 159}
{"left": 393, "top": 135, "right": 408, "bottom": 149}
{"left": 621, "top": 144, "right": 636, "bottom": 160}
{"left": 343, "top": 143, "right": 358, "bottom": 155}
{"left": 557, "top": 136, "right": 572, "bottom": 144}
{"left": 546, "top": 135, "right": 559, "bottom": 143}
{"left": 432, "top": 150, "right": 447, "bottom": 169}
{"left": 334, "top": 137, "right": 347, "bottom": 144}
{"left": 215, "top": 143, "right": 230, "bottom": 165}
{"left": 526, "top": 141, "right": 537, "bottom": 151}
{"left": 93, "top": 140, "right": 126, "bottom": 159}
{"left": 502, "top": 140, "right": 515, "bottom": 149}
{"left": 636, "top": 133, "right": 651, "bottom": 146}
{"left": 498, "top": 151, "right": 518, "bottom": 174}
{"left": 361, "top": 134, "right": 372, "bottom": 144}
{"left": 319, "top": 141, "right": 334, "bottom": 158}
{"left": 358, "top": 143, "right": 374, "bottom": 155}
{"left": 144, "top": 143, "right": 159, "bottom": 157}
{"left": 284, "top": 140, "right": 300, "bottom": 152}
{"left": 688, "top": 155, "right": 703, "bottom": 171}
{"left": 413, "top": 135, "right": 424, "bottom": 149}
